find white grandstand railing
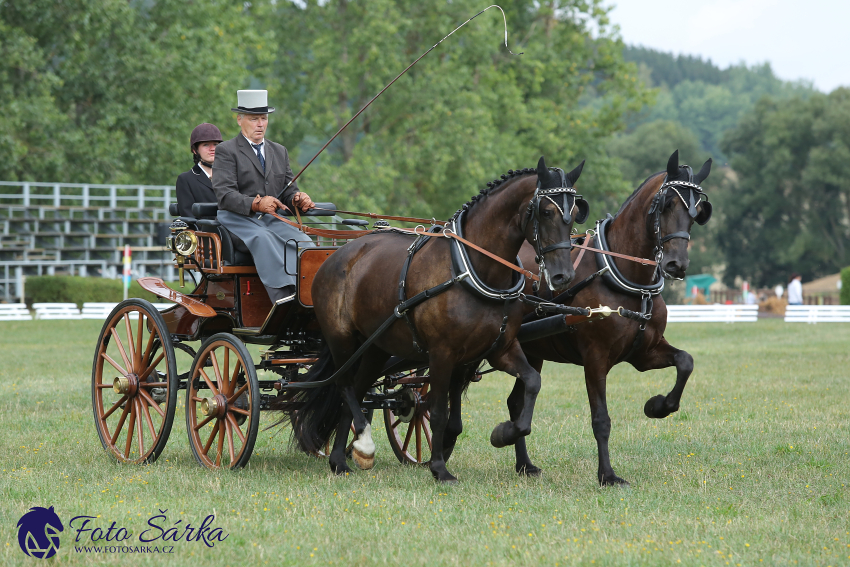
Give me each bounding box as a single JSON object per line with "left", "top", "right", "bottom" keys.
{"left": 0, "top": 181, "right": 172, "bottom": 211}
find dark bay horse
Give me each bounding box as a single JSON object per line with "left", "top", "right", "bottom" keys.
{"left": 277, "top": 157, "right": 589, "bottom": 482}
{"left": 511, "top": 150, "right": 713, "bottom": 485}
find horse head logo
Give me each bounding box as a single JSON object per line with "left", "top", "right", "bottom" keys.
{"left": 16, "top": 506, "right": 63, "bottom": 559}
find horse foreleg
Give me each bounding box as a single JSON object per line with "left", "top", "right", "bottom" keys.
{"left": 584, "top": 359, "right": 628, "bottom": 486}
{"left": 442, "top": 368, "right": 471, "bottom": 463}
{"left": 631, "top": 338, "right": 693, "bottom": 419}
{"left": 488, "top": 341, "right": 541, "bottom": 449}
{"left": 426, "top": 357, "right": 457, "bottom": 483}
{"left": 509, "top": 356, "right": 544, "bottom": 476}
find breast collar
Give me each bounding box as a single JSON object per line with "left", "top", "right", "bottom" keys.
{"left": 449, "top": 210, "right": 525, "bottom": 302}
{"left": 594, "top": 216, "right": 664, "bottom": 297}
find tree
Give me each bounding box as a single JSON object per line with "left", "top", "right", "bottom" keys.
{"left": 251, "top": 0, "right": 650, "bottom": 220}
{"left": 0, "top": 0, "right": 256, "bottom": 184}
{"left": 719, "top": 89, "right": 850, "bottom": 287}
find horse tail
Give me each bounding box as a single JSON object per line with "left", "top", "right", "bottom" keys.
{"left": 271, "top": 345, "right": 345, "bottom": 454}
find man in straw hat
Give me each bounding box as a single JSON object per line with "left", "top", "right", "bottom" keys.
{"left": 213, "top": 89, "right": 316, "bottom": 303}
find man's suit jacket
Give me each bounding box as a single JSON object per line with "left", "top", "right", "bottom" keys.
{"left": 212, "top": 134, "right": 299, "bottom": 216}
{"left": 175, "top": 164, "right": 217, "bottom": 217}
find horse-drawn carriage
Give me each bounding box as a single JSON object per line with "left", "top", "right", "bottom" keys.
{"left": 91, "top": 201, "right": 437, "bottom": 470}
{"left": 90, "top": 150, "right": 713, "bottom": 484}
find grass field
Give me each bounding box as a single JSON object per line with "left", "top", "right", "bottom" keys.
{"left": 1, "top": 318, "right": 848, "bottom": 566}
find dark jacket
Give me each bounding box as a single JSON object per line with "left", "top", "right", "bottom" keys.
{"left": 175, "top": 164, "right": 217, "bottom": 217}
{"left": 212, "top": 134, "right": 299, "bottom": 216}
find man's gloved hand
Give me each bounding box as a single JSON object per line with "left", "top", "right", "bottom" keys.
{"left": 292, "top": 192, "right": 316, "bottom": 212}
{"left": 251, "top": 195, "right": 287, "bottom": 214}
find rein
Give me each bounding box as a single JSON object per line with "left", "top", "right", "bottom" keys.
{"left": 310, "top": 206, "right": 448, "bottom": 227}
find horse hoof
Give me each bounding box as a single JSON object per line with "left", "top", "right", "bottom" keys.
{"left": 351, "top": 448, "right": 375, "bottom": 470}
{"left": 517, "top": 463, "right": 543, "bottom": 477}
{"left": 643, "top": 395, "right": 671, "bottom": 419}
{"left": 490, "top": 421, "right": 517, "bottom": 448}
{"left": 331, "top": 462, "right": 352, "bottom": 476}
{"left": 599, "top": 476, "right": 630, "bottom": 487}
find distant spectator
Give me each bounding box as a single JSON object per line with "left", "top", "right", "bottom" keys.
{"left": 774, "top": 284, "right": 784, "bottom": 298}
{"left": 787, "top": 273, "right": 803, "bottom": 305}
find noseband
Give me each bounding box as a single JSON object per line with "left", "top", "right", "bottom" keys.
{"left": 647, "top": 168, "right": 710, "bottom": 280}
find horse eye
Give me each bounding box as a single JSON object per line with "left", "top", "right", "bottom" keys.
{"left": 542, "top": 209, "right": 552, "bottom": 218}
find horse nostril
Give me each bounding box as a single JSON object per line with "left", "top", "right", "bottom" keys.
{"left": 665, "top": 261, "right": 681, "bottom": 274}
{"left": 551, "top": 273, "right": 567, "bottom": 285}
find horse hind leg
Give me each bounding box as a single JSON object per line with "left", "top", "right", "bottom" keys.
{"left": 632, "top": 341, "right": 694, "bottom": 419}
{"left": 346, "top": 347, "right": 390, "bottom": 470}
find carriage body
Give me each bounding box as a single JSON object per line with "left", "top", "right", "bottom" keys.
{"left": 90, "top": 203, "right": 432, "bottom": 470}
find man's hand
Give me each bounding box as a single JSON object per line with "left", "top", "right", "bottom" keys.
{"left": 292, "top": 192, "right": 315, "bottom": 212}
{"left": 252, "top": 195, "right": 287, "bottom": 214}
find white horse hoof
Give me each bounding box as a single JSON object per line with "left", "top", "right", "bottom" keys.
{"left": 352, "top": 448, "right": 375, "bottom": 470}
{"left": 351, "top": 423, "right": 375, "bottom": 470}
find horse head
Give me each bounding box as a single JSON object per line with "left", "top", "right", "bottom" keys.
{"left": 647, "top": 150, "right": 713, "bottom": 280}
{"left": 526, "top": 156, "right": 590, "bottom": 291}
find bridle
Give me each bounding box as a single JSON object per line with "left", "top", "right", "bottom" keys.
{"left": 521, "top": 168, "right": 589, "bottom": 287}
{"left": 647, "top": 167, "right": 711, "bottom": 280}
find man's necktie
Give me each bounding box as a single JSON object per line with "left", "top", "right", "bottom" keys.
{"left": 252, "top": 142, "right": 265, "bottom": 172}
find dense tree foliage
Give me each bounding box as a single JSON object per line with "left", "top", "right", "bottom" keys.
{"left": 719, "top": 89, "right": 850, "bottom": 286}
{"left": 621, "top": 47, "right": 813, "bottom": 161}
{"left": 0, "top": 0, "right": 255, "bottom": 184}
{"left": 250, "top": 0, "right": 649, "bottom": 219}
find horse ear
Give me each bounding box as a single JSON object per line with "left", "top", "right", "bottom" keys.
{"left": 536, "top": 156, "right": 547, "bottom": 179}
{"left": 694, "top": 158, "right": 712, "bottom": 185}
{"left": 666, "top": 150, "right": 679, "bottom": 179}
{"left": 566, "top": 159, "right": 585, "bottom": 186}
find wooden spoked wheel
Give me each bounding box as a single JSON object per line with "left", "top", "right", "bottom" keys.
{"left": 91, "top": 299, "right": 178, "bottom": 464}
{"left": 384, "top": 383, "right": 432, "bottom": 465}
{"left": 186, "top": 333, "right": 260, "bottom": 470}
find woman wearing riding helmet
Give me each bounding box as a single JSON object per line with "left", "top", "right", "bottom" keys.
{"left": 175, "top": 123, "right": 223, "bottom": 217}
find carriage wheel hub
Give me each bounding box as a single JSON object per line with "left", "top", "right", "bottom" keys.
{"left": 113, "top": 374, "right": 139, "bottom": 396}
{"left": 200, "top": 394, "right": 228, "bottom": 418}
{"left": 396, "top": 387, "right": 422, "bottom": 423}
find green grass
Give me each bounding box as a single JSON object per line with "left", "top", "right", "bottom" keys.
{"left": 1, "top": 319, "right": 848, "bottom": 566}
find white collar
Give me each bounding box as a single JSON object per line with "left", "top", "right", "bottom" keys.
{"left": 242, "top": 133, "right": 265, "bottom": 148}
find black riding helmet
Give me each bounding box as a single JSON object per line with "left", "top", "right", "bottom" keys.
{"left": 190, "top": 123, "right": 223, "bottom": 165}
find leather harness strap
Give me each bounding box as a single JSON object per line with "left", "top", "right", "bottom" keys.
{"left": 311, "top": 206, "right": 449, "bottom": 227}
{"left": 572, "top": 241, "right": 657, "bottom": 266}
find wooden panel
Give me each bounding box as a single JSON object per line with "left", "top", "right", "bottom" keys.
{"left": 239, "top": 275, "right": 272, "bottom": 327}
{"left": 137, "top": 277, "right": 216, "bottom": 318}
{"left": 205, "top": 280, "right": 236, "bottom": 311}
{"left": 298, "top": 247, "right": 338, "bottom": 307}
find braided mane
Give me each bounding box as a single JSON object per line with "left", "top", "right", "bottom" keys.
{"left": 451, "top": 167, "right": 537, "bottom": 221}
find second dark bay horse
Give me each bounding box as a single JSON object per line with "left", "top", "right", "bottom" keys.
{"left": 511, "top": 150, "right": 713, "bottom": 485}
{"left": 276, "top": 157, "right": 590, "bottom": 482}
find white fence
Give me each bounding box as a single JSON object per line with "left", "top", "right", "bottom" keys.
{"left": 784, "top": 305, "right": 850, "bottom": 323}
{"left": 666, "top": 304, "right": 759, "bottom": 323}
{"left": 0, "top": 303, "right": 32, "bottom": 321}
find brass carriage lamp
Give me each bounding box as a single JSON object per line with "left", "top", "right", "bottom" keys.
{"left": 165, "top": 219, "right": 198, "bottom": 288}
